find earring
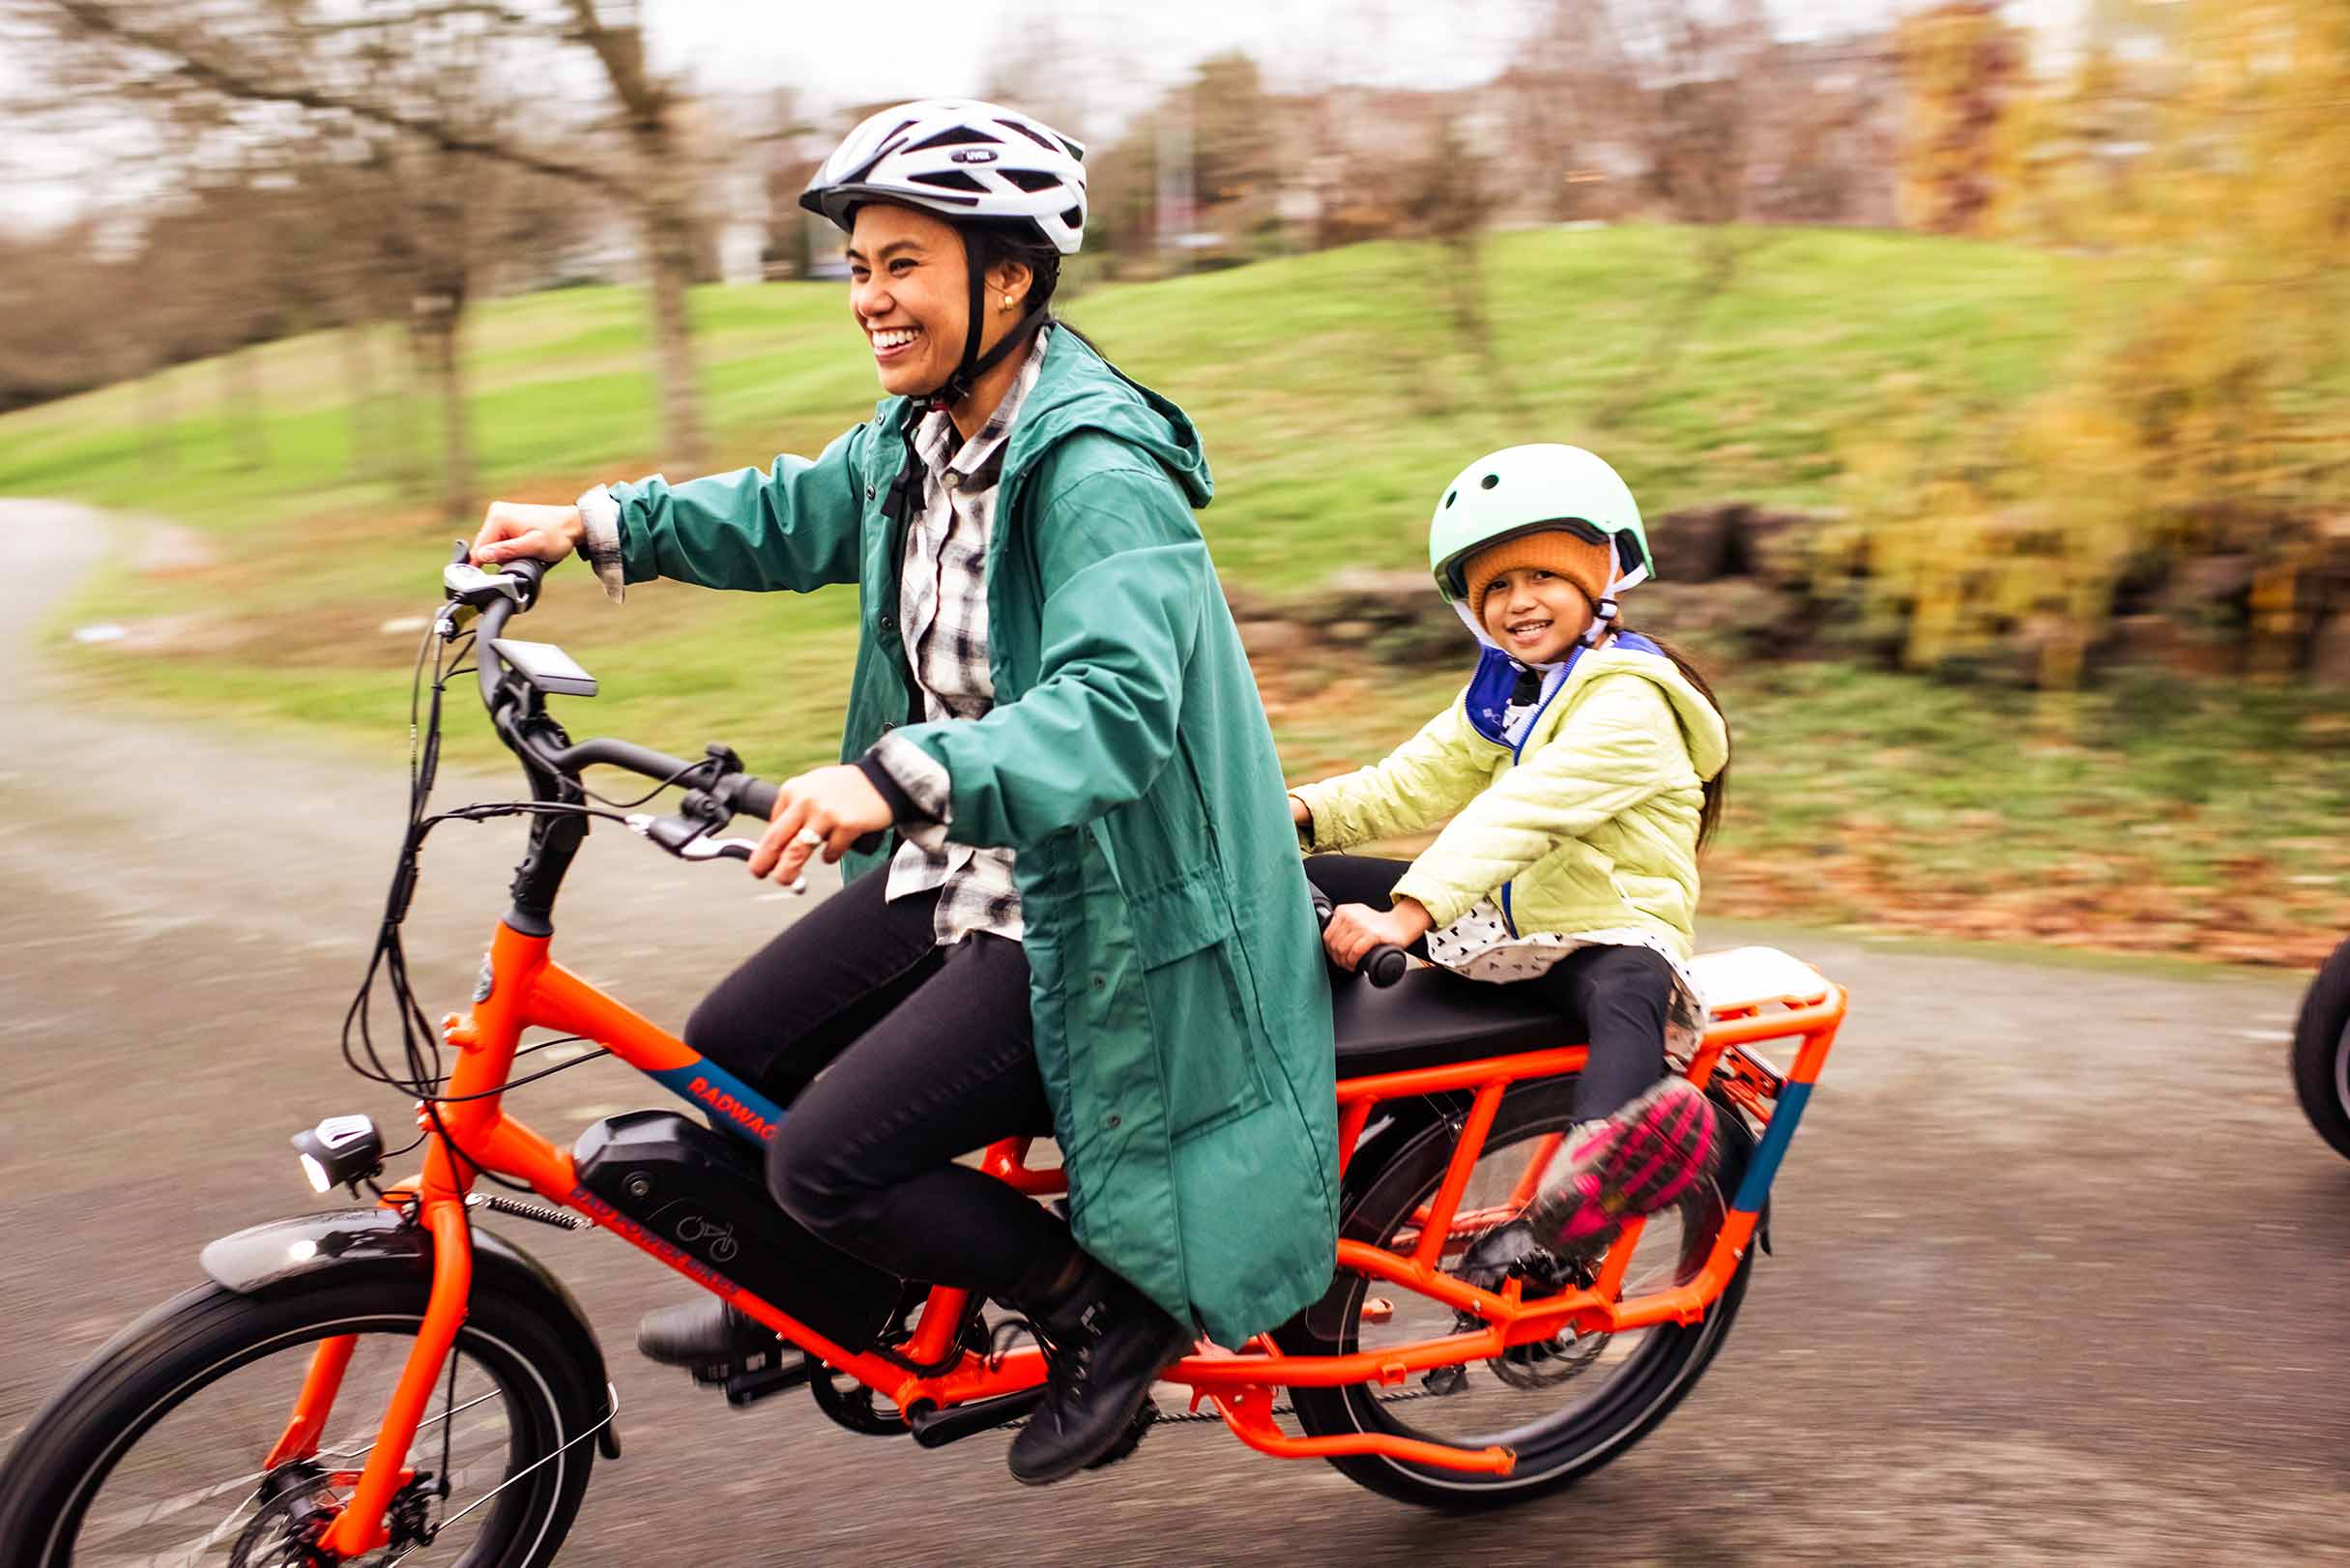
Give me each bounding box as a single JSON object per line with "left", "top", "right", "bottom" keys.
{"left": 1001, "top": 293, "right": 1014, "bottom": 309}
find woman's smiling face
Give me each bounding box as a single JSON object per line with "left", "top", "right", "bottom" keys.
{"left": 847, "top": 203, "right": 972, "bottom": 399}
{"left": 1478, "top": 566, "right": 1594, "bottom": 663}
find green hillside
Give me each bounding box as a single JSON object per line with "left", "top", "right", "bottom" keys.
{"left": 13, "top": 224, "right": 2343, "bottom": 963}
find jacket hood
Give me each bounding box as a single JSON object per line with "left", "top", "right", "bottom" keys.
{"left": 1462, "top": 635, "right": 1728, "bottom": 781}
{"left": 1592, "top": 639, "right": 1729, "bottom": 782}
{"left": 878, "top": 327, "right": 1212, "bottom": 508}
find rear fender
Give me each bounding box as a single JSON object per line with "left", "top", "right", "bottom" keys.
{"left": 200, "top": 1208, "right": 618, "bottom": 1459}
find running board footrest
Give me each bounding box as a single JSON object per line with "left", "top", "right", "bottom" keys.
{"left": 1209, "top": 1383, "right": 1515, "bottom": 1476}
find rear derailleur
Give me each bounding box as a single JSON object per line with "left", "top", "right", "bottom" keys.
{"left": 1423, "top": 1219, "right": 1610, "bottom": 1395}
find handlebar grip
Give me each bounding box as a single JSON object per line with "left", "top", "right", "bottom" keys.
{"left": 716, "top": 775, "right": 882, "bottom": 855}
{"left": 1360, "top": 944, "right": 1408, "bottom": 988}
{"left": 731, "top": 776, "right": 777, "bottom": 821}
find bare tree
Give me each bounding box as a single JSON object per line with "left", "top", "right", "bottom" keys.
{"left": 560, "top": 0, "right": 705, "bottom": 469}
{"left": 13, "top": 0, "right": 716, "bottom": 489}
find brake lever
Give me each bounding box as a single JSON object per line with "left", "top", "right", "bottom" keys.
{"left": 444, "top": 560, "right": 528, "bottom": 607}
{"left": 626, "top": 814, "right": 805, "bottom": 892}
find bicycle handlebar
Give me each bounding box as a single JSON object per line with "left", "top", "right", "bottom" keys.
{"left": 446, "top": 548, "right": 779, "bottom": 827}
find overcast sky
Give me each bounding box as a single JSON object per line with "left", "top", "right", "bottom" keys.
{"left": 5, "top": 0, "right": 2085, "bottom": 228}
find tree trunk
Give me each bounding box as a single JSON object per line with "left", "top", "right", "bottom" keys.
{"left": 219, "top": 345, "right": 267, "bottom": 469}
{"left": 415, "top": 293, "right": 474, "bottom": 519}
{"left": 391, "top": 323, "right": 428, "bottom": 493}
{"left": 570, "top": 7, "right": 711, "bottom": 473}
{"left": 140, "top": 362, "right": 175, "bottom": 475}
{"left": 339, "top": 321, "right": 380, "bottom": 479}
{"left": 635, "top": 145, "right": 708, "bottom": 471}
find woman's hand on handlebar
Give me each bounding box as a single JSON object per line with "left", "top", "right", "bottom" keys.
{"left": 1322, "top": 897, "right": 1432, "bottom": 972}
{"left": 471, "top": 502, "right": 585, "bottom": 566}
{"left": 748, "top": 765, "right": 895, "bottom": 887}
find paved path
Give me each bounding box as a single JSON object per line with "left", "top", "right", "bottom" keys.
{"left": 3, "top": 501, "right": 2345, "bottom": 1564}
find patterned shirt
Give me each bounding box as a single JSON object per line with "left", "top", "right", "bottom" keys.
{"left": 866, "top": 329, "right": 1053, "bottom": 946}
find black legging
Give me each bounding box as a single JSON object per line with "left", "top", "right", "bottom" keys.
{"left": 684, "top": 868, "right": 1074, "bottom": 1303}
{"left": 1305, "top": 854, "right": 1672, "bottom": 1121}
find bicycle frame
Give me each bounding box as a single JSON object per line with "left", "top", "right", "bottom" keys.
{"left": 307, "top": 915, "right": 1843, "bottom": 1556}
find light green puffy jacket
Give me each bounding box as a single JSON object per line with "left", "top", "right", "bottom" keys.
{"left": 1291, "top": 640, "right": 1729, "bottom": 960}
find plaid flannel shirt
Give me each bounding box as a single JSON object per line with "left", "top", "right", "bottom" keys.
{"left": 866, "top": 329, "right": 1054, "bottom": 946}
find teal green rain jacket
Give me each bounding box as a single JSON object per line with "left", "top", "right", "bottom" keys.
{"left": 606, "top": 333, "right": 1338, "bottom": 1343}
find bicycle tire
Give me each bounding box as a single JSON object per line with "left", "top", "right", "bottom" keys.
{"left": 0, "top": 1278, "right": 601, "bottom": 1567}
{"left": 1274, "top": 1078, "right": 1756, "bottom": 1510}
{"left": 2291, "top": 933, "right": 2350, "bottom": 1160}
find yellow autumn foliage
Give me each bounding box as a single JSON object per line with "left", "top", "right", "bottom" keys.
{"left": 1841, "top": 0, "right": 2350, "bottom": 689}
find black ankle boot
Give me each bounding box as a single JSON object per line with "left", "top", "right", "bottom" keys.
{"left": 635, "top": 1298, "right": 778, "bottom": 1369}
{"left": 1005, "top": 1262, "right": 1192, "bottom": 1486}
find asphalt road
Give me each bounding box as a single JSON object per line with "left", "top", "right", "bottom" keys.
{"left": 3, "top": 502, "right": 2346, "bottom": 1565}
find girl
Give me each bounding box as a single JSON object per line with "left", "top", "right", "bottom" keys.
{"left": 1289, "top": 443, "right": 1729, "bottom": 1262}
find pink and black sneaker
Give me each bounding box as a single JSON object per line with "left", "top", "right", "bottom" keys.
{"left": 1523, "top": 1077, "right": 1721, "bottom": 1256}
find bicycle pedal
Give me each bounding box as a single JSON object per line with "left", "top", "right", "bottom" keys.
{"left": 1420, "top": 1362, "right": 1470, "bottom": 1397}
{"left": 701, "top": 1350, "right": 813, "bottom": 1407}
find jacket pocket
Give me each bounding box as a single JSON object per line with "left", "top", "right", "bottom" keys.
{"left": 1132, "top": 871, "right": 1271, "bottom": 1141}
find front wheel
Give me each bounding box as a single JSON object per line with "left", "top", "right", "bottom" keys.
{"left": 0, "top": 1278, "right": 602, "bottom": 1567}
{"left": 1275, "top": 1078, "right": 1757, "bottom": 1509}
{"left": 2291, "top": 934, "right": 2350, "bottom": 1160}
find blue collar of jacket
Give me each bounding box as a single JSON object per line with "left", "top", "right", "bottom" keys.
{"left": 1462, "top": 631, "right": 1666, "bottom": 745}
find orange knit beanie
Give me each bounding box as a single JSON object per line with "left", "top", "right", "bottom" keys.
{"left": 1464, "top": 529, "right": 1614, "bottom": 618}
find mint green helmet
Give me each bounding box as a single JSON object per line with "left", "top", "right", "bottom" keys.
{"left": 1427, "top": 444, "right": 1652, "bottom": 604}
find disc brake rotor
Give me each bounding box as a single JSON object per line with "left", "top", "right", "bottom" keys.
{"left": 228, "top": 1464, "right": 336, "bottom": 1568}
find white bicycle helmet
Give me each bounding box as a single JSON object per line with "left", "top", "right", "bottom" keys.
{"left": 800, "top": 98, "right": 1088, "bottom": 256}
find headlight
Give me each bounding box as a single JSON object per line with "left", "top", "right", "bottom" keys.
{"left": 291, "top": 1115, "right": 385, "bottom": 1194}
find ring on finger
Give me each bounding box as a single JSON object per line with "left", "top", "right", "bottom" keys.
{"left": 793, "top": 828, "right": 826, "bottom": 850}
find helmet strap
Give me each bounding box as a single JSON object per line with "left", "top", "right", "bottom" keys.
{"left": 1579, "top": 541, "right": 1632, "bottom": 647}
{"left": 928, "top": 254, "right": 1048, "bottom": 413}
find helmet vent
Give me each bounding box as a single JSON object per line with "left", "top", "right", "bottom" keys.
{"left": 908, "top": 168, "right": 988, "bottom": 192}
{"left": 906, "top": 126, "right": 997, "bottom": 152}
{"left": 1480, "top": 474, "right": 1499, "bottom": 489}
{"left": 1002, "top": 119, "right": 1064, "bottom": 153}
{"left": 1443, "top": 490, "right": 1458, "bottom": 508}
{"left": 1002, "top": 168, "right": 1061, "bottom": 192}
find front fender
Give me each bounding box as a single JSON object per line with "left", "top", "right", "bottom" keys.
{"left": 200, "top": 1208, "right": 617, "bottom": 1458}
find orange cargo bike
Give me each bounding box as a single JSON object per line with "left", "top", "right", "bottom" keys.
{"left": 0, "top": 554, "right": 1845, "bottom": 1565}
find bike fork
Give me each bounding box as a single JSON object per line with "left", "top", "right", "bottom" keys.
{"left": 310, "top": 1196, "right": 473, "bottom": 1559}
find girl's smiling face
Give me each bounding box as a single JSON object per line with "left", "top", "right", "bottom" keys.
{"left": 1478, "top": 566, "right": 1594, "bottom": 663}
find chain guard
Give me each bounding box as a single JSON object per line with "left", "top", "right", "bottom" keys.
{"left": 808, "top": 1363, "right": 912, "bottom": 1437}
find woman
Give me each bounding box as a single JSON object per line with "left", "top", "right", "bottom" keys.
{"left": 471, "top": 99, "right": 1335, "bottom": 1485}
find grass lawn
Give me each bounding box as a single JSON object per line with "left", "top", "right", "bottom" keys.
{"left": 8, "top": 223, "right": 2345, "bottom": 965}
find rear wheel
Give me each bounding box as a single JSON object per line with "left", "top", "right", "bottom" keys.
{"left": 1276, "top": 1078, "right": 1756, "bottom": 1509}
{"left": 2291, "top": 934, "right": 2350, "bottom": 1160}
{"left": 0, "top": 1279, "right": 601, "bottom": 1567}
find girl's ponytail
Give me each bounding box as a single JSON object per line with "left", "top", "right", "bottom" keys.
{"left": 1617, "top": 628, "right": 1729, "bottom": 853}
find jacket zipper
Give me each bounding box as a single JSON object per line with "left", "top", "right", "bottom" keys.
{"left": 1496, "top": 671, "right": 1574, "bottom": 940}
